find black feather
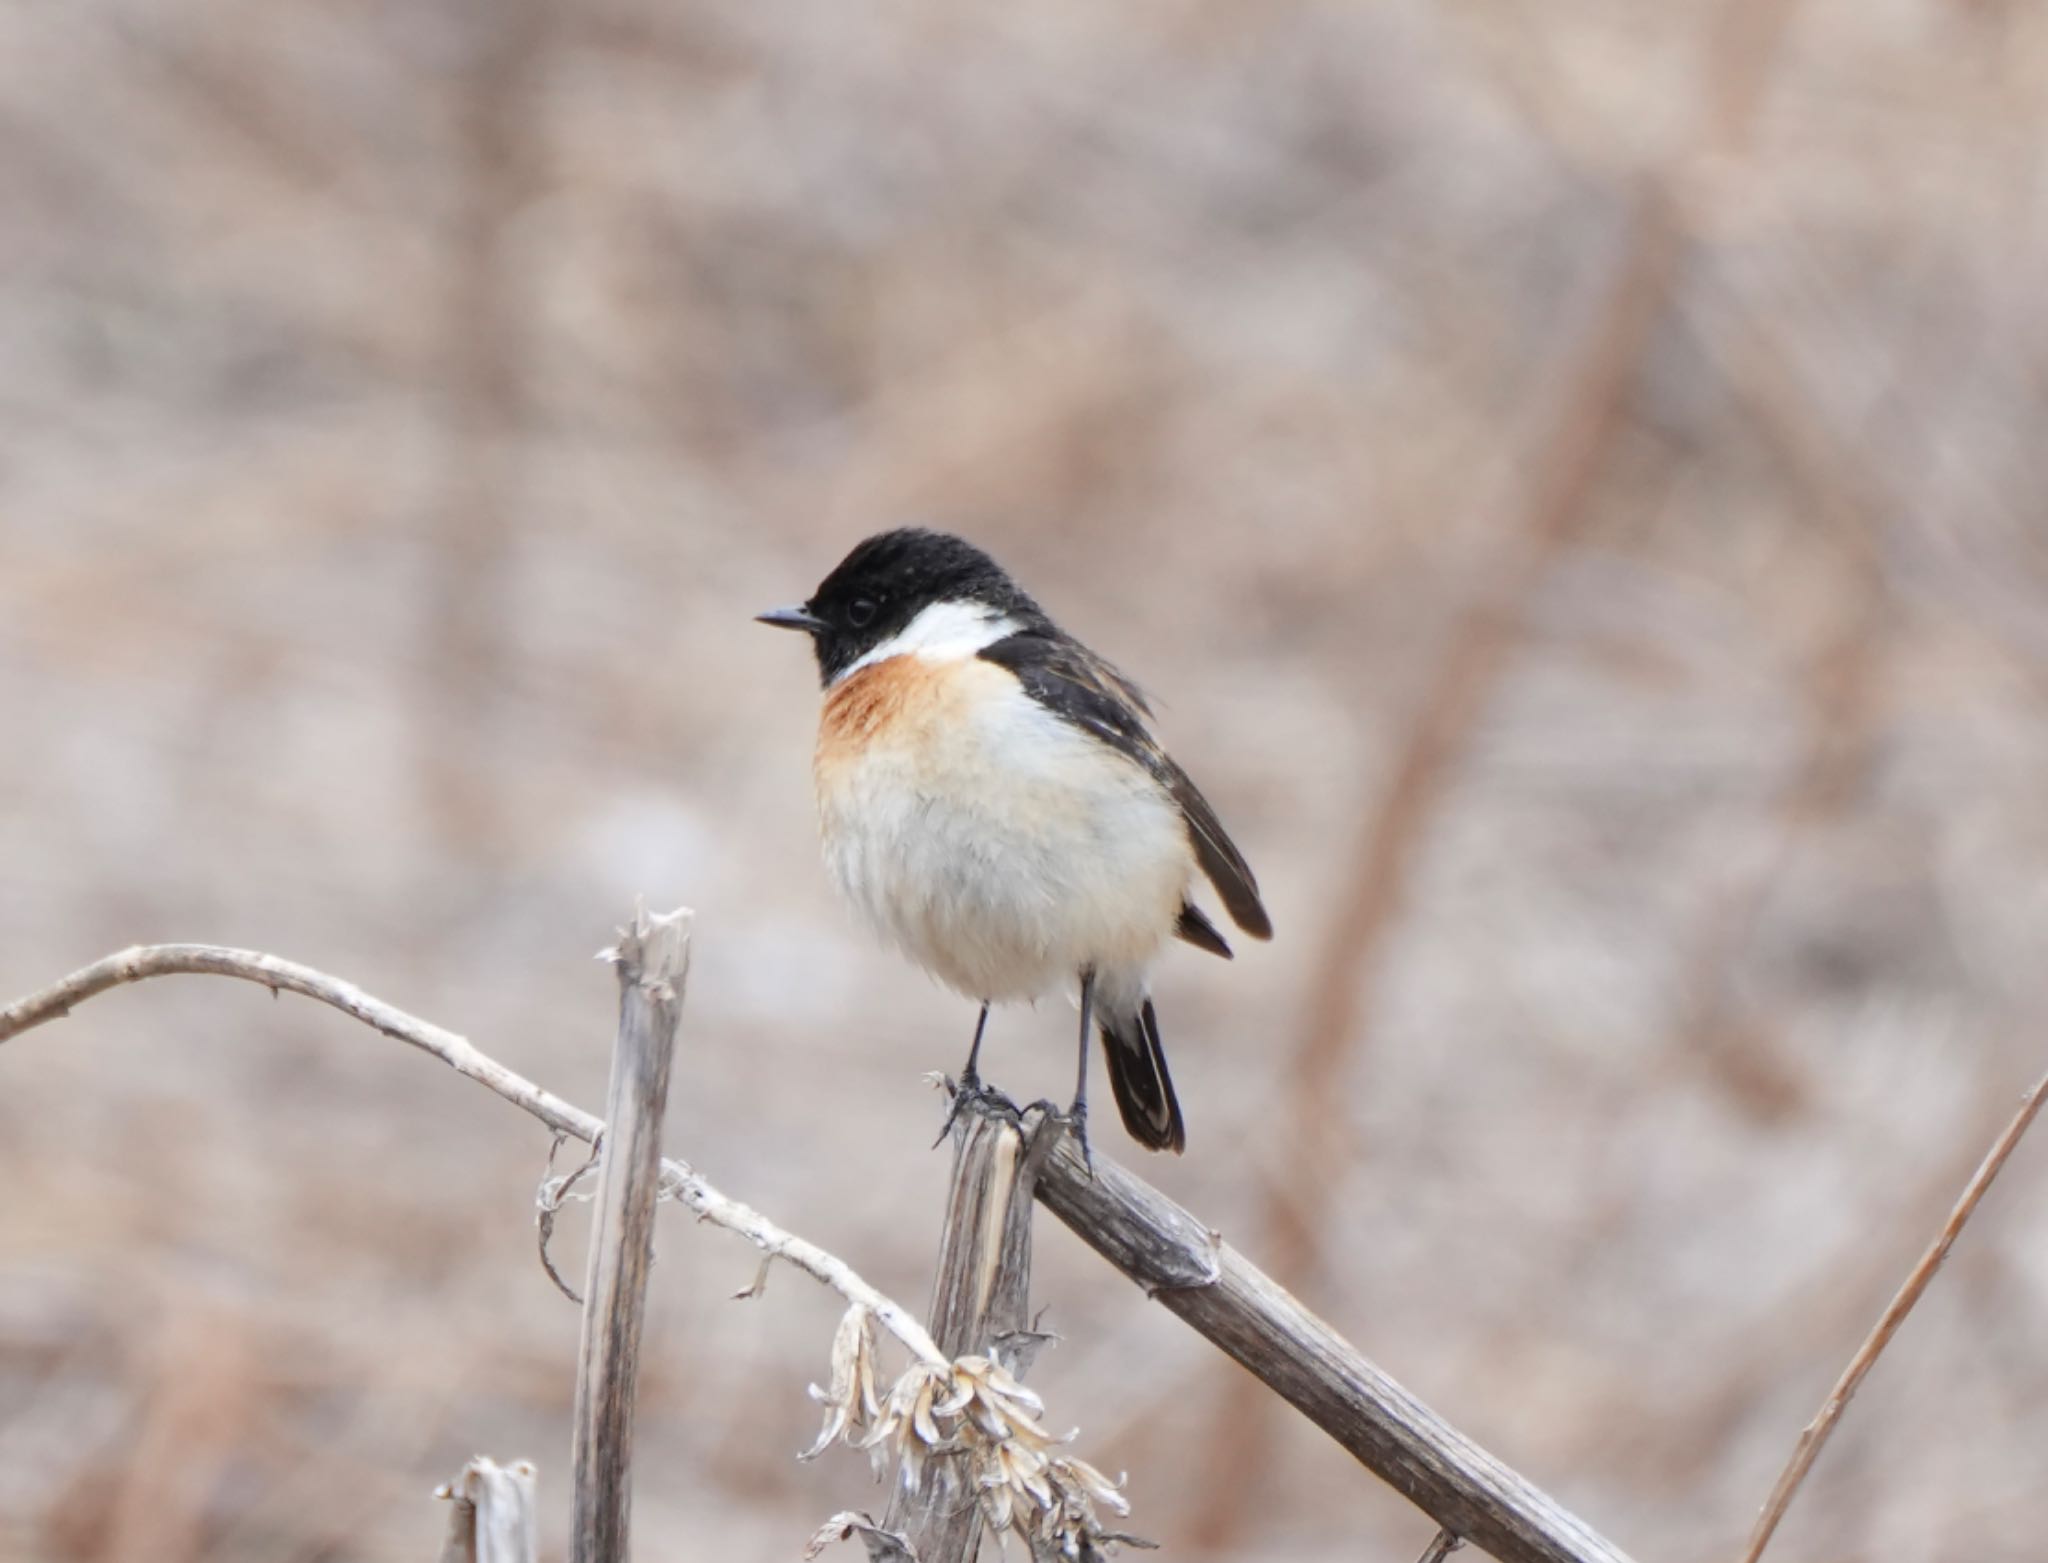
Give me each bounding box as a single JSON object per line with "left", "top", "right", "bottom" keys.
{"left": 1175, "top": 902, "right": 1232, "bottom": 959}
{"left": 1101, "top": 997, "right": 1185, "bottom": 1153}
{"left": 796, "top": 529, "right": 1052, "bottom": 685}
{"left": 1164, "top": 764, "right": 1272, "bottom": 940}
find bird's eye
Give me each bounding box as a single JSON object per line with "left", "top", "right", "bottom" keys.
{"left": 847, "top": 598, "right": 879, "bottom": 628}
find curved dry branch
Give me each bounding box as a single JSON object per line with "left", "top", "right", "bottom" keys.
{"left": 0, "top": 943, "right": 946, "bottom": 1369}
{"left": 2, "top": 944, "right": 1642, "bottom": 1563}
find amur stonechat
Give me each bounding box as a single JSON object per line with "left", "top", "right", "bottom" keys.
{"left": 760, "top": 529, "right": 1270, "bottom": 1157}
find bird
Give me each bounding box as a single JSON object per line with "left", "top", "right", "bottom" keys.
{"left": 758, "top": 528, "right": 1270, "bottom": 1158}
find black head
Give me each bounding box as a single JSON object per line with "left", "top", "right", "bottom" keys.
{"left": 758, "top": 528, "right": 1044, "bottom": 684}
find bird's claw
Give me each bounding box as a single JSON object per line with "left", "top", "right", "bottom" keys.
{"left": 1046, "top": 1098, "right": 1093, "bottom": 1178}
{"left": 1015, "top": 1097, "right": 1089, "bottom": 1174}
{"left": 934, "top": 1071, "right": 1012, "bottom": 1148}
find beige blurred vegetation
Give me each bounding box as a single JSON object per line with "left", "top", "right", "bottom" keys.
{"left": 4, "top": 0, "right": 2048, "bottom": 1559}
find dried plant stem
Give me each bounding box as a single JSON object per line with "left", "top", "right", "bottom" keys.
{"left": 437, "top": 1457, "right": 540, "bottom": 1563}
{"left": 882, "top": 1103, "right": 1042, "bottom": 1562}
{"left": 1417, "top": 1530, "right": 1465, "bottom": 1563}
{"left": 1737, "top": 1063, "right": 2048, "bottom": 1563}
{"left": 571, "top": 909, "right": 691, "bottom": 1563}
{"left": 1032, "top": 1136, "right": 1636, "bottom": 1563}
{"left": 0, "top": 944, "right": 946, "bottom": 1369}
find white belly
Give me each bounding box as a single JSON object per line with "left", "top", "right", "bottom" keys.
{"left": 816, "top": 670, "right": 1192, "bottom": 1002}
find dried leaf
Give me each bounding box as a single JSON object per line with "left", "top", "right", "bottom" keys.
{"left": 802, "top": 1511, "right": 916, "bottom": 1560}
{"left": 911, "top": 1377, "right": 943, "bottom": 1446}
{"left": 804, "top": 1338, "right": 1140, "bottom": 1558}
{"left": 802, "top": 1306, "right": 881, "bottom": 1460}
{"left": 1055, "top": 1457, "right": 1130, "bottom": 1515}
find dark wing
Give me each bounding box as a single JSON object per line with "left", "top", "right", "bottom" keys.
{"left": 980, "top": 630, "right": 1273, "bottom": 943}
{"left": 1166, "top": 760, "right": 1273, "bottom": 940}
{"left": 1175, "top": 901, "right": 1233, "bottom": 959}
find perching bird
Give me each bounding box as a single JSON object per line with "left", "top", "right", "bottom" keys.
{"left": 759, "top": 529, "right": 1270, "bottom": 1157}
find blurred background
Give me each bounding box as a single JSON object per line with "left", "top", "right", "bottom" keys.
{"left": 4, "top": 1, "right": 2048, "bottom": 1559}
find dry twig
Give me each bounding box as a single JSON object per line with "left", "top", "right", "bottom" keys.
{"left": 0, "top": 944, "right": 947, "bottom": 1369}
{"left": 1032, "top": 1135, "right": 1636, "bottom": 1563}
{"left": 538, "top": 1135, "right": 604, "bottom": 1305}
{"left": 1737, "top": 1064, "right": 2048, "bottom": 1562}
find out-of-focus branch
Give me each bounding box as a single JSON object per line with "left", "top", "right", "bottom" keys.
{"left": 571, "top": 909, "right": 691, "bottom": 1563}
{"left": 421, "top": 0, "right": 548, "bottom": 859}
{"left": 1737, "top": 1063, "right": 2048, "bottom": 1562}
{"left": 1195, "top": 0, "right": 1809, "bottom": 1541}
{"left": 0, "top": 944, "right": 945, "bottom": 1369}
{"left": 1200, "top": 164, "right": 1681, "bottom": 1553}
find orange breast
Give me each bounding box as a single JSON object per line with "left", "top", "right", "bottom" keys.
{"left": 814, "top": 654, "right": 957, "bottom": 784}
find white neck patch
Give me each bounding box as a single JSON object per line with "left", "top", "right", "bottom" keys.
{"left": 835, "top": 599, "right": 1019, "bottom": 683}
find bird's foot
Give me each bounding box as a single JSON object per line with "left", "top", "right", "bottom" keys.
{"left": 1067, "top": 1100, "right": 1096, "bottom": 1178}
{"left": 933, "top": 1071, "right": 1018, "bottom": 1148}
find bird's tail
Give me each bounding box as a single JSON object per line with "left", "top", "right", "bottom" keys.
{"left": 1100, "top": 992, "right": 1186, "bottom": 1154}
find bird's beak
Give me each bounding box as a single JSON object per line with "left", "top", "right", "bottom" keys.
{"left": 756, "top": 604, "right": 826, "bottom": 634}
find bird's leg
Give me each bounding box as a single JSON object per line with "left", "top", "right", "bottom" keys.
{"left": 935, "top": 1003, "right": 997, "bottom": 1148}
{"left": 960, "top": 1002, "right": 991, "bottom": 1090}
{"left": 1066, "top": 969, "right": 1097, "bottom": 1175}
